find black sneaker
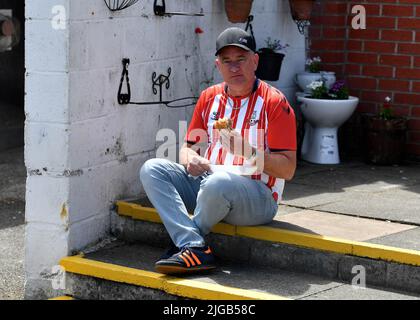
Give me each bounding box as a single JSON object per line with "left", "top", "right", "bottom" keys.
{"left": 155, "top": 246, "right": 216, "bottom": 274}
{"left": 159, "top": 243, "right": 180, "bottom": 260}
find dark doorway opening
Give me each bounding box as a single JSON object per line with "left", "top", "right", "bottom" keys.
{"left": 0, "top": 0, "right": 24, "bottom": 151}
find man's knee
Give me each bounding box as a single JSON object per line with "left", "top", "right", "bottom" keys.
{"left": 139, "top": 158, "right": 170, "bottom": 182}
{"left": 200, "top": 172, "right": 234, "bottom": 198}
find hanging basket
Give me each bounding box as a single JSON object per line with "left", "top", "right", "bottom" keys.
{"left": 104, "top": 0, "right": 139, "bottom": 11}
{"left": 224, "top": 0, "right": 253, "bottom": 23}
{"left": 289, "top": 0, "right": 315, "bottom": 21}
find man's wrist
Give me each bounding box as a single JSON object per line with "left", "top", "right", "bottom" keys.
{"left": 245, "top": 147, "right": 258, "bottom": 166}
{"left": 246, "top": 147, "right": 257, "bottom": 160}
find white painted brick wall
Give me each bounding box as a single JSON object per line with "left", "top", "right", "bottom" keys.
{"left": 25, "top": 0, "right": 305, "bottom": 298}
{"left": 25, "top": 72, "right": 70, "bottom": 123}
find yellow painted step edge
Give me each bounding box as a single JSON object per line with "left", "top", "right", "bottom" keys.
{"left": 49, "top": 296, "right": 75, "bottom": 300}
{"left": 60, "top": 256, "right": 288, "bottom": 300}
{"left": 116, "top": 201, "right": 420, "bottom": 267}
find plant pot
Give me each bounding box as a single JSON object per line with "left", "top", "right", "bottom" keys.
{"left": 364, "top": 116, "right": 407, "bottom": 165}
{"left": 256, "top": 51, "right": 285, "bottom": 81}
{"left": 320, "top": 71, "right": 336, "bottom": 90}
{"left": 295, "top": 72, "right": 322, "bottom": 93}
{"left": 224, "top": 0, "right": 253, "bottom": 23}
{"left": 289, "top": 0, "right": 315, "bottom": 21}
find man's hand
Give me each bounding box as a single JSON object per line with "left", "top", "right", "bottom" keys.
{"left": 219, "top": 129, "right": 254, "bottom": 159}
{"left": 187, "top": 156, "right": 210, "bottom": 177}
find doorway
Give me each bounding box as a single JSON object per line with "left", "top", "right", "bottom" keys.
{"left": 0, "top": 0, "right": 24, "bottom": 151}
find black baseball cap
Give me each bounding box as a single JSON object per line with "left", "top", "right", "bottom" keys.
{"left": 215, "top": 27, "right": 256, "bottom": 56}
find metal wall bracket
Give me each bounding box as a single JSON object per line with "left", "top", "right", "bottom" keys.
{"left": 117, "top": 58, "right": 197, "bottom": 108}
{"left": 295, "top": 20, "right": 311, "bottom": 35}
{"left": 152, "top": 68, "right": 171, "bottom": 103}
{"left": 245, "top": 15, "right": 256, "bottom": 49}
{"left": 153, "top": 0, "right": 204, "bottom": 17}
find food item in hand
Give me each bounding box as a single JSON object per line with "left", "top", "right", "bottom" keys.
{"left": 214, "top": 117, "right": 233, "bottom": 131}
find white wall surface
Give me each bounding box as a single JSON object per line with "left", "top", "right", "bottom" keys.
{"left": 24, "top": 0, "right": 305, "bottom": 298}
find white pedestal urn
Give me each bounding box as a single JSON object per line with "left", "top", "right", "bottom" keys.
{"left": 295, "top": 72, "right": 322, "bottom": 93}
{"left": 297, "top": 96, "right": 359, "bottom": 164}
{"left": 295, "top": 72, "right": 337, "bottom": 93}
{"left": 320, "top": 71, "right": 336, "bottom": 90}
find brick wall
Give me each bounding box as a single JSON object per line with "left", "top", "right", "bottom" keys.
{"left": 309, "top": 0, "right": 420, "bottom": 158}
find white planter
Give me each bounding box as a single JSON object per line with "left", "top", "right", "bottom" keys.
{"left": 295, "top": 71, "right": 336, "bottom": 93}
{"left": 320, "top": 71, "right": 336, "bottom": 90}
{"left": 295, "top": 72, "right": 322, "bottom": 93}
{"left": 297, "top": 96, "right": 359, "bottom": 164}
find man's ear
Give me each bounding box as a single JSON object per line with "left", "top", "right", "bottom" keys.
{"left": 215, "top": 58, "right": 221, "bottom": 71}
{"left": 253, "top": 53, "right": 259, "bottom": 72}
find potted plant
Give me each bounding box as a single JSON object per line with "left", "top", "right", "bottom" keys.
{"left": 297, "top": 80, "right": 359, "bottom": 164}
{"left": 224, "top": 0, "right": 253, "bottom": 23}
{"left": 295, "top": 56, "right": 322, "bottom": 93}
{"left": 295, "top": 56, "right": 337, "bottom": 94}
{"left": 256, "top": 37, "right": 289, "bottom": 81}
{"left": 363, "top": 97, "right": 407, "bottom": 165}
{"left": 289, "top": 0, "right": 316, "bottom": 21}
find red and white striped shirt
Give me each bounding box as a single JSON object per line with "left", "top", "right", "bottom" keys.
{"left": 186, "top": 80, "right": 296, "bottom": 203}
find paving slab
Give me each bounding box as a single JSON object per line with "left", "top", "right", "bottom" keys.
{"left": 81, "top": 242, "right": 420, "bottom": 300}
{"left": 270, "top": 210, "right": 416, "bottom": 241}
{"left": 293, "top": 163, "right": 337, "bottom": 178}
{"left": 312, "top": 188, "right": 420, "bottom": 225}
{"left": 292, "top": 163, "right": 420, "bottom": 193}
{"left": 300, "top": 283, "right": 420, "bottom": 300}
{"left": 284, "top": 160, "right": 420, "bottom": 226}
{"left": 367, "top": 228, "right": 420, "bottom": 251}
{"left": 282, "top": 183, "right": 349, "bottom": 208}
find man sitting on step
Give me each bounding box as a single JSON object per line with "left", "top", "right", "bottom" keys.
{"left": 140, "top": 27, "right": 297, "bottom": 274}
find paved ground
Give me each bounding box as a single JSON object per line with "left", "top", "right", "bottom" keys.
{"left": 278, "top": 159, "right": 420, "bottom": 251}
{"left": 1, "top": 143, "right": 419, "bottom": 299}
{"left": 0, "top": 146, "right": 25, "bottom": 300}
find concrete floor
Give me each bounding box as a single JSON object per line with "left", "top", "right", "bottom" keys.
{"left": 0, "top": 146, "right": 25, "bottom": 300}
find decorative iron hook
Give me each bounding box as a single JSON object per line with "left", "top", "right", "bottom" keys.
{"left": 118, "top": 58, "right": 131, "bottom": 105}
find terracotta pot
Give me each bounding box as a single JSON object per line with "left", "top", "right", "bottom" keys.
{"left": 289, "top": 0, "right": 315, "bottom": 21}
{"left": 364, "top": 116, "right": 407, "bottom": 165}
{"left": 225, "top": 0, "right": 253, "bottom": 23}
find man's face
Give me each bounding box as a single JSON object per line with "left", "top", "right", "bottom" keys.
{"left": 216, "top": 46, "right": 259, "bottom": 90}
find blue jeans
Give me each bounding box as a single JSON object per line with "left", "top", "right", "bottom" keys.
{"left": 139, "top": 158, "right": 278, "bottom": 248}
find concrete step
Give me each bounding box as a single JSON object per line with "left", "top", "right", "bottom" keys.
{"left": 110, "top": 200, "right": 420, "bottom": 296}
{"left": 60, "top": 241, "right": 420, "bottom": 300}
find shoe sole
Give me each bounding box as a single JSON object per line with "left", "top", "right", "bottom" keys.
{"left": 155, "top": 264, "right": 217, "bottom": 275}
